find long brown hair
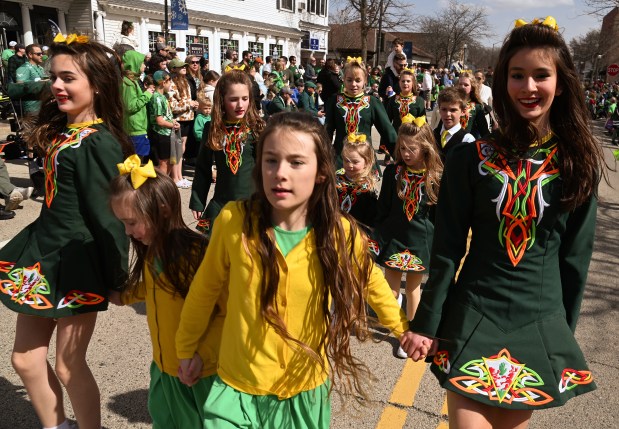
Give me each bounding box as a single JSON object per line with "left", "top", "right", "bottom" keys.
{"left": 492, "top": 22, "right": 606, "bottom": 210}
{"left": 170, "top": 69, "right": 190, "bottom": 101}
{"left": 25, "top": 40, "right": 133, "bottom": 156}
{"left": 458, "top": 71, "right": 483, "bottom": 104}
{"left": 243, "top": 112, "right": 376, "bottom": 398}
{"left": 208, "top": 70, "right": 264, "bottom": 150}
{"left": 109, "top": 172, "right": 207, "bottom": 298}
{"left": 394, "top": 122, "right": 443, "bottom": 204}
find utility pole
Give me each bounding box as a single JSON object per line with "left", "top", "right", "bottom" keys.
{"left": 375, "top": 0, "right": 384, "bottom": 67}
{"left": 164, "top": 0, "right": 169, "bottom": 43}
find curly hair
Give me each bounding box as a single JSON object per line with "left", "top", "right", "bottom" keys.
{"left": 395, "top": 122, "right": 443, "bottom": 205}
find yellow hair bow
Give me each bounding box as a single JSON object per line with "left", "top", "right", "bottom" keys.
{"left": 117, "top": 155, "right": 157, "bottom": 189}
{"left": 53, "top": 32, "right": 90, "bottom": 44}
{"left": 225, "top": 64, "right": 246, "bottom": 73}
{"left": 347, "top": 133, "right": 367, "bottom": 144}
{"left": 401, "top": 114, "right": 426, "bottom": 127}
{"left": 347, "top": 56, "right": 362, "bottom": 64}
{"left": 402, "top": 67, "right": 415, "bottom": 73}
{"left": 514, "top": 16, "right": 558, "bottom": 32}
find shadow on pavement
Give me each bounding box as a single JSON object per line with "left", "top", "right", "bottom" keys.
{"left": 108, "top": 388, "right": 151, "bottom": 425}
{"left": 0, "top": 377, "right": 39, "bottom": 428}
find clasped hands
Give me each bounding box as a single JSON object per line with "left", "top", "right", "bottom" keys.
{"left": 399, "top": 331, "right": 438, "bottom": 361}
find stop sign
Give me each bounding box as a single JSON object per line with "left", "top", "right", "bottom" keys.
{"left": 607, "top": 64, "right": 619, "bottom": 76}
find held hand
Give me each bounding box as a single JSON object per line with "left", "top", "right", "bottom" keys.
{"left": 400, "top": 332, "right": 436, "bottom": 362}
{"left": 192, "top": 210, "right": 201, "bottom": 220}
{"left": 173, "top": 121, "right": 181, "bottom": 130}
{"left": 178, "top": 353, "right": 203, "bottom": 386}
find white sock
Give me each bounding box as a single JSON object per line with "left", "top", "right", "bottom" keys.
{"left": 397, "top": 293, "right": 403, "bottom": 307}
{"left": 43, "top": 420, "right": 71, "bottom": 429}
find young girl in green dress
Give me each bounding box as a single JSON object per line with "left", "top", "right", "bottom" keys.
{"left": 372, "top": 114, "right": 442, "bottom": 359}
{"left": 176, "top": 112, "right": 413, "bottom": 428}
{"left": 189, "top": 70, "right": 265, "bottom": 236}
{"left": 336, "top": 138, "right": 379, "bottom": 229}
{"left": 324, "top": 58, "right": 397, "bottom": 164}
{"left": 0, "top": 36, "right": 131, "bottom": 429}
{"left": 404, "top": 17, "right": 605, "bottom": 428}
{"left": 109, "top": 157, "right": 224, "bottom": 428}
{"left": 457, "top": 71, "right": 490, "bottom": 139}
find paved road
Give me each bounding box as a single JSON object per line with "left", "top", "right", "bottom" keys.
{"left": 0, "top": 120, "right": 617, "bottom": 428}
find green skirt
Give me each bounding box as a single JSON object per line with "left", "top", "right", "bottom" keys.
{"left": 148, "top": 361, "right": 216, "bottom": 429}
{"left": 203, "top": 376, "right": 331, "bottom": 429}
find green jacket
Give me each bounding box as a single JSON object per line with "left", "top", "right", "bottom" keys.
{"left": 121, "top": 50, "right": 152, "bottom": 136}
{"left": 298, "top": 90, "right": 319, "bottom": 116}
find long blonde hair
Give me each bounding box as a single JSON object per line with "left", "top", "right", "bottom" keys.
{"left": 395, "top": 122, "right": 443, "bottom": 204}
{"left": 341, "top": 141, "right": 377, "bottom": 191}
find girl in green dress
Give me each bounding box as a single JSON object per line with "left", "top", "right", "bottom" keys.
{"left": 457, "top": 71, "right": 490, "bottom": 139}
{"left": 189, "top": 70, "right": 265, "bottom": 236}
{"left": 372, "top": 115, "right": 442, "bottom": 359}
{"left": 0, "top": 36, "right": 131, "bottom": 429}
{"left": 324, "top": 58, "right": 397, "bottom": 164}
{"left": 404, "top": 17, "right": 606, "bottom": 428}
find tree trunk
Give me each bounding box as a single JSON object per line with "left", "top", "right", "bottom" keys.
{"left": 360, "top": 0, "right": 368, "bottom": 63}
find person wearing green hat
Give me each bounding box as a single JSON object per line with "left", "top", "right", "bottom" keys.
{"left": 297, "top": 81, "right": 324, "bottom": 122}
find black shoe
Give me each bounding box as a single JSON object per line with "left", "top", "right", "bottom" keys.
{"left": 0, "top": 209, "right": 15, "bottom": 220}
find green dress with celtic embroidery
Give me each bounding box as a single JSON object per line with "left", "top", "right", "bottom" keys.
{"left": 385, "top": 93, "right": 426, "bottom": 132}
{"left": 189, "top": 121, "right": 256, "bottom": 235}
{"left": 410, "top": 134, "right": 597, "bottom": 409}
{"left": 325, "top": 92, "right": 397, "bottom": 158}
{"left": 0, "top": 122, "right": 128, "bottom": 318}
{"left": 335, "top": 169, "right": 378, "bottom": 230}
{"left": 371, "top": 164, "right": 433, "bottom": 272}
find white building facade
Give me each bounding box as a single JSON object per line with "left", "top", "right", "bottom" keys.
{"left": 0, "top": 0, "right": 330, "bottom": 73}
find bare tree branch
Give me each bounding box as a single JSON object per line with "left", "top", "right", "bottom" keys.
{"left": 330, "top": 0, "right": 414, "bottom": 62}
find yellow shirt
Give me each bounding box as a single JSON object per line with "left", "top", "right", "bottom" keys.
{"left": 176, "top": 201, "right": 408, "bottom": 399}
{"left": 122, "top": 260, "right": 226, "bottom": 377}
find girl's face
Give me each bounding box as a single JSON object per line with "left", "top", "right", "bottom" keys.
{"left": 223, "top": 83, "right": 250, "bottom": 121}
{"left": 262, "top": 129, "right": 320, "bottom": 229}
{"left": 50, "top": 54, "right": 96, "bottom": 124}
{"left": 507, "top": 47, "right": 561, "bottom": 130}
{"left": 344, "top": 68, "right": 366, "bottom": 96}
{"left": 458, "top": 77, "right": 472, "bottom": 95}
{"left": 111, "top": 197, "right": 153, "bottom": 246}
{"left": 399, "top": 139, "right": 424, "bottom": 168}
{"left": 159, "top": 61, "right": 167, "bottom": 70}
{"left": 342, "top": 148, "right": 367, "bottom": 180}
{"left": 399, "top": 74, "right": 414, "bottom": 94}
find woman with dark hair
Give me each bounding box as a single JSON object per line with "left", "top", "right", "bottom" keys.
{"left": 0, "top": 36, "right": 130, "bottom": 429}
{"left": 147, "top": 54, "right": 168, "bottom": 76}
{"left": 316, "top": 58, "right": 342, "bottom": 102}
{"left": 406, "top": 17, "right": 606, "bottom": 428}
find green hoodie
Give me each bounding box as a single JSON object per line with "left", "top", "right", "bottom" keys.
{"left": 121, "top": 50, "right": 152, "bottom": 136}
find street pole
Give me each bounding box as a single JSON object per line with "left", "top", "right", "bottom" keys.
{"left": 375, "top": 0, "right": 384, "bottom": 67}
{"left": 164, "top": 0, "right": 169, "bottom": 43}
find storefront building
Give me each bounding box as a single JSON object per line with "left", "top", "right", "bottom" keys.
{"left": 0, "top": 0, "right": 329, "bottom": 73}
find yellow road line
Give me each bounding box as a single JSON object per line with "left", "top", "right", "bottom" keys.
{"left": 389, "top": 359, "right": 427, "bottom": 406}
{"left": 441, "top": 395, "right": 448, "bottom": 416}
{"left": 375, "top": 405, "right": 407, "bottom": 429}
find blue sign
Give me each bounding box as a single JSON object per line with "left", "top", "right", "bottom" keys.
{"left": 310, "top": 38, "right": 319, "bottom": 50}
{"left": 171, "top": 0, "right": 189, "bottom": 30}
